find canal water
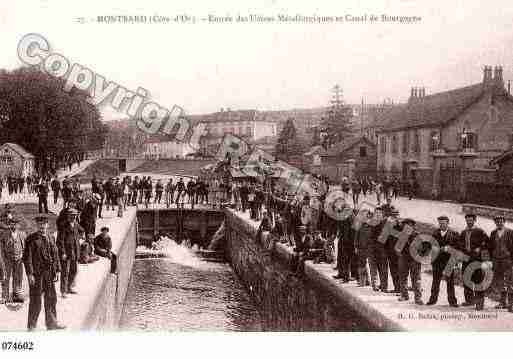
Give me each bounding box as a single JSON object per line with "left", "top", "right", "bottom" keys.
{"left": 119, "top": 238, "right": 263, "bottom": 331}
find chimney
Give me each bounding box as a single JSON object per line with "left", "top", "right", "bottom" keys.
{"left": 494, "top": 65, "right": 504, "bottom": 85}
{"left": 483, "top": 65, "right": 493, "bottom": 84}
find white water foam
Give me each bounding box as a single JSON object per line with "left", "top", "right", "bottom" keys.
{"left": 137, "top": 236, "right": 204, "bottom": 268}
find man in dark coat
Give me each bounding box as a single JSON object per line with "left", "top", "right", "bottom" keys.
{"left": 103, "top": 178, "right": 113, "bottom": 210}
{"left": 458, "top": 213, "right": 490, "bottom": 310}
{"left": 37, "top": 180, "right": 49, "bottom": 214}
{"left": 239, "top": 182, "right": 249, "bottom": 213}
{"left": 426, "top": 215, "right": 459, "bottom": 307}
{"left": 56, "top": 208, "right": 83, "bottom": 298}
{"left": 51, "top": 177, "right": 61, "bottom": 205}
{"left": 79, "top": 195, "right": 98, "bottom": 237}
{"left": 94, "top": 227, "right": 117, "bottom": 274}
{"left": 397, "top": 218, "right": 424, "bottom": 305}
{"left": 370, "top": 208, "right": 388, "bottom": 291}
{"left": 333, "top": 212, "right": 357, "bottom": 282}
{"left": 131, "top": 176, "right": 140, "bottom": 206}
{"left": 186, "top": 179, "right": 195, "bottom": 206}
{"left": 489, "top": 215, "right": 513, "bottom": 311}
{"left": 62, "top": 176, "right": 73, "bottom": 208}
{"left": 23, "top": 214, "right": 65, "bottom": 331}
{"left": 175, "top": 178, "right": 185, "bottom": 204}
{"left": 383, "top": 208, "right": 401, "bottom": 293}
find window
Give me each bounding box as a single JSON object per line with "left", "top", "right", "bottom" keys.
{"left": 380, "top": 136, "right": 387, "bottom": 154}
{"left": 246, "top": 126, "right": 253, "bottom": 137}
{"left": 0, "top": 155, "right": 12, "bottom": 164}
{"left": 359, "top": 146, "right": 367, "bottom": 157}
{"left": 413, "top": 130, "right": 420, "bottom": 153}
{"left": 430, "top": 131, "right": 441, "bottom": 151}
{"left": 392, "top": 135, "right": 398, "bottom": 154}
{"left": 459, "top": 131, "right": 478, "bottom": 151}
{"left": 402, "top": 131, "right": 409, "bottom": 154}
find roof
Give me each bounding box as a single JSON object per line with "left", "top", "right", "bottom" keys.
{"left": 0, "top": 143, "right": 35, "bottom": 158}
{"left": 321, "top": 136, "right": 376, "bottom": 157}
{"left": 377, "top": 82, "right": 508, "bottom": 132}
{"left": 196, "top": 110, "right": 258, "bottom": 124}
{"left": 491, "top": 149, "right": 513, "bottom": 166}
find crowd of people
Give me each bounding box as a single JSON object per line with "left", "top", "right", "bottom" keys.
{"left": 224, "top": 176, "right": 512, "bottom": 313}
{"left": 0, "top": 174, "right": 118, "bottom": 330}
{"left": 2, "top": 163, "right": 511, "bottom": 331}
{"left": 0, "top": 174, "right": 52, "bottom": 201}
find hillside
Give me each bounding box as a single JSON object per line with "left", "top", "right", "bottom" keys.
{"left": 71, "top": 159, "right": 120, "bottom": 183}
{"left": 129, "top": 159, "right": 214, "bottom": 177}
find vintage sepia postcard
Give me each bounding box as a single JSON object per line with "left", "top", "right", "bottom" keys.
{"left": 1, "top": 0, "right": 513, "bottom": 357}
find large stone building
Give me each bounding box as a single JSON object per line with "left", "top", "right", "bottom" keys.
{"left": 143, "top": 136, "right": 194, "bottom": 159}
{"left": 376, "top": 65, "right": 513, "bottom": 200}
{"left": 198, "top": 109, "right": 278, "bottom": 156}
{"left": 0, "top": 142, "right": 35, "bottom": 177}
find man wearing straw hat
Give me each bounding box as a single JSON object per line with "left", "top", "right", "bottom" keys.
{"left": 23, "top": 214, "right": 65, "bottom": 330}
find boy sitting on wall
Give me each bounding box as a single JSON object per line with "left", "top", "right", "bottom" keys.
{"left": 94, "top": 227, "right": 117, "bottom": 274}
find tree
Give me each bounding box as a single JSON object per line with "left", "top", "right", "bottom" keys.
{"left": 0, "top": 67, "right": 106, "bottom": 174}
{"left": 274, "top": 118, "right": 305, "bottom": 163}
{"left": 320, "top": 84, "right": 353, "bottom": 149}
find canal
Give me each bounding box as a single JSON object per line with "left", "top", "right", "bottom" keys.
{"left": 119, "top": 238, "right": 263, "bottom": 331}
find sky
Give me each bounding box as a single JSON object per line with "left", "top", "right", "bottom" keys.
{"left": 1, "top": 0, "right": 513, "bottom": 119}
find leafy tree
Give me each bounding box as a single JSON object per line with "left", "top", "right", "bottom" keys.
{"left": 104, "top": 119, "right": 147, "bottom": 157}
{"left": 274, "top": 118, "right": 305, "bottom": 163}
{"left": 0, "top": 67, "right": 106, "bottom": 174}
{"left": 320, "top": 85, "right": 353, "bottom": 149}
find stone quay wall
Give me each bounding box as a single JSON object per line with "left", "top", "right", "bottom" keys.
{"left": 223, "top": 209, "right": 399, "bottom": 331}
{"left": 82, "top": 212, "right": 137, "bottom": 329}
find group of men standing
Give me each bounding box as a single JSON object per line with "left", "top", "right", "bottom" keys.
{"left": 248, "top": 185, "right": 513, "bottom": 312}
{"left": 0, "top": 186, "right": 116, "bottom": 330}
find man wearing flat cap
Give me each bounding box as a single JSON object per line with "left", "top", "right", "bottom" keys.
{"left": 458, "top": 213, "right": 490, "bottom": 310}
{"left": 427, "top": 215, "right": 459, "bottom": 307}
{"left": 397, "top": 218, "right": 424, "bottom": 305}
{"left": 489, "top": 215, "right": 513, "bottom": 311}
{"left": 382, "top": 208, "right": 401, "bottom": 294}
{"left": 56, "top": 207, "right": 84, "bottom": 298}
{"left": 0, "top": 213, "right": 26, "bottom": 303}
{"left": 23, "top": 214, "right": 65, "bottom": 330}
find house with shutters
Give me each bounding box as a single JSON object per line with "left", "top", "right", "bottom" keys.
{"left": 375, "top": 65, "right": 513, "bottom": 200}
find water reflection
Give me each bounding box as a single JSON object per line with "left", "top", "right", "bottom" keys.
{"left": 120, "top": 238, "right": 262, "bottom": 331}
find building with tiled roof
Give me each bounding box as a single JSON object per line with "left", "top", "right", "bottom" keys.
{"left": 0, "top": 142, "right": 35, "bottom": 177}
{"left": 313, "top": 136, "right": 376, "bottom": 180}
{"left": 376, "top": 65, "right": 513, "bottom": 200}
{"left": 196, "top": 108, "right": 277, "bottom": 157}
